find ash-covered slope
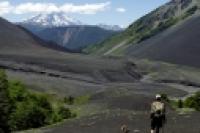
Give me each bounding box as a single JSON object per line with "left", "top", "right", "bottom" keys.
{"left": 0, "top": 17, "right": 142, "bottom": 83}
{"left": 0, "top": 17, "right": 70, "bottom": 56}
{"left": 128, "top": 15, "right": 200, "bottom": 67}
{"left": 86, "top": 0, "right": 198, "bottom": 55}
{"left": 85, "top": 0, "right": 200, "bottom": 67}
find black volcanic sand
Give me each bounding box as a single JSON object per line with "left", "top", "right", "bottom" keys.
{"left": 4, "top": 54, "right": 200, "bottom": 133}
{"left": 90, "top": 82, "right": 187, "bottom": 110}
{"left": 41, "top": 90, "right": 200, "bottom": 133}
{"left": 127, "top": 16, "right": 200, "bottom": 68}
{"left": 0, "top": 54, "right": 141, "bottom": 84}
{"left": 38, "top": 83, "right": 200, "bottom": 133}
{"left": 42, "top": 112, "right": 200, "bottom": 133}
{"left": 3, "top": 55, "right": 200, "bottom": 133}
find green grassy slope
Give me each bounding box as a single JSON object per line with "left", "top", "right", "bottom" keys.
{"left": 84, "top": 0, "right": 199, "bottom": 56}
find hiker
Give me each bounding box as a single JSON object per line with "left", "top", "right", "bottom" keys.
{"left": 120, "top": 124, "right": 130, "bottom": 133}
{"left": 150, "top": 94, "right": 166, "bottom": 133}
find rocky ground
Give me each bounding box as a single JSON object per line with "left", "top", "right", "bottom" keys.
{"left": 3, "top": 57, "right": 200, "bottom": 133}
{"left": 41, "top": 112, "right": 200, "bottom": 133}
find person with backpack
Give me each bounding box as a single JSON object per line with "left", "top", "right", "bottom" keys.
{"left": 150, "top": 94, "right": 166, "bottom": 133}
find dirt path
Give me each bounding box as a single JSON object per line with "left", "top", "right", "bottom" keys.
{"left": 165, "top": 83, "right": 200, "bottom": 100}
{"left": 140, "top": 74, "right": 200, "bottom": 99}
{"left": 103, "top": 40, "right": 128, "bottom": 55}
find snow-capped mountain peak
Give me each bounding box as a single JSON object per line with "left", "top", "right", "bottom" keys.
{"left": 23, "top": 12, "right": 82, "bottom": 27}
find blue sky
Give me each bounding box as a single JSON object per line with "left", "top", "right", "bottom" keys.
{"left": 0, "top": 0, "right": 170, "bottom": 27}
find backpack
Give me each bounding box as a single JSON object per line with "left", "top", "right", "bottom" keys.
{"left": 151, "top": 101, "right": 165, "bottom": 117}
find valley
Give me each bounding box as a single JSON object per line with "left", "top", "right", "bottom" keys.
{"left": 1, "top": 0, "right": 200, "bottom": 133}
{"left": 8, "top": 57, "right": 200, "bottom": 133}
{"left": 2, "top": 54, "right": 200, "bottom": 133}
{"left": 19, "top": 12, "right": 121, "bottom": 51}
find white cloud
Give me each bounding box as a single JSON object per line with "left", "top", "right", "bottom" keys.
{"left": 60, "top": 2, "right": 111, "bottom": 14}
{"left": 14, "top": 3, "right": 59, "bottom": 14}
{"left": 0, "top": 1, "right": 12, "bottom": 15}
{"left": 0, "top": 1, "right": 111, "bottom": 15}
{"left": 116, "top": 7, "right": 126, "bottom": 13}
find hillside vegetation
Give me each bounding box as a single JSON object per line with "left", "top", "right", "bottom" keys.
{"left": 37, "top": 26, "right": 117, "bottom": 51}
{"left": 0, "top": 70, "right": 75, "bottom": 132}
{"left": 84, "top": 0, "right": 199, "bottom": 55}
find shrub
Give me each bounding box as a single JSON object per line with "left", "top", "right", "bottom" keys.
{"left": 156, "top": 17, "right": 179, "bottom": 32}
{"left": 186, "top": 6, "right": 198, "bottom": 15}
{"left": 181, "top": 6, "right": 198, "bottom": 20}
{"left": 8, "top": 81, "right": 28, "bottom": 102}
{"left": 0, "top": 72, "right": 76, "bottom": 131}
{"left": 9, "top": 100, "right": 50, "bottom": 130}
{"left": 74, "top": 95, "right": 90, "bottom": 105}
{"left": 58, "top": 106, "right": 73, "bottom": 119}
{"left": 137, "top": 17, "right": 179, "bottom": 43}
{"left": 64, "top": 96, "right": 74, "bottom": 105}
{"left": 50, "top": 106, "right": 75, "bottom": 123}
{"left": 8, "top": 83, "right": 75, "bottom": 131}
{"left": 8, "top": 83, "right": 77, "bottom": 131}
{"left": 178, "top": 99, "right": 183, "bottom": 108}
{"left": 161, "top": 93, "right": 170, "bottom": 102}
{"left": 8, "top": 84, "right": 53, "bottom": 131}
{"left": 0, "top": 70, "right": 10, "bottom": 132}
{"left": 184, "top": 92, "right": 200, "bottom": 111}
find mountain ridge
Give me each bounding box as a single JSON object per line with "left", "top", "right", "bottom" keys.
{"left": 20, "top": 12, "right": 123, "bottom": 31}
{"left": 127, "top": 13, "right": 200, "bottom": 67}
{"left": 85, "top": 0, "right": 198, "bottom": 55}
{"left": 36, "top": 26, "right": 117, "bottom": 51}
{"left": 0, "top": 16, "right": 73, "bottom": 56}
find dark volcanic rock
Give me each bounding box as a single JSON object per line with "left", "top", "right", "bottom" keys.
{"left": 128, "top": 16, "right": 200, "bottom": 68}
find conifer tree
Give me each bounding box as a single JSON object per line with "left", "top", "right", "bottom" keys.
{"left": 0, "top": 70, "right": 10, "bottom": 132}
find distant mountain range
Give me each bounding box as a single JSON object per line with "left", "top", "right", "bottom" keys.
{"left": 19, "top": 12, "right": 122, "bottom": 51}
{"left": 35, "top": 26, "right": 118, "bottom": 51}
